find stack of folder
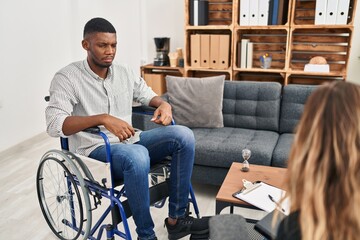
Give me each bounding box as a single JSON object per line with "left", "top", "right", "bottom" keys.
{"left": 239, "top": 0, "right": 289, "bottom": 26}
{"left": 189, "top": 0, "right": 209, "bottom": 26}
{"left": 315, "top": 0, "right": 351, "bottom": 25}
{"left": 190, "top": 34, "right": 230, "bottom": 69}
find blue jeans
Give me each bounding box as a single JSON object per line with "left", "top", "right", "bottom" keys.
{"left": 89, "top": 125, "right": 195, "bottom": 240}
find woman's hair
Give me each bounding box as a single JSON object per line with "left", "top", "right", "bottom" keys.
{"left": 285, "top": 81, "right": 360, "bottom": 239}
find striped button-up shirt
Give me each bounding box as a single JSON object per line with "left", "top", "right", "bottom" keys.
{"left": 45, "top": 60, "right": 157, "bottom": 156}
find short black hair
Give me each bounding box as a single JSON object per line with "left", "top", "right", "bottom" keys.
{"left": 83, "top": 17, "right": 116, "bottom": 38}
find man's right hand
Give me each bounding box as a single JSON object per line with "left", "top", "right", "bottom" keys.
{"left": 62, "top": 114, "right": 135, "bottom": 142}
{"left": 103, "top": 115, "right": 135, "bottom": 142}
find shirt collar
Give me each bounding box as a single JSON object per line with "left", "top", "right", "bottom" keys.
{"left": 83, "top": 59, "right": 113, "bottom": 81}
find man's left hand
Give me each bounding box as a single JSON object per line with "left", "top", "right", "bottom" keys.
{"left": 151, "top": 101, "right": 173, "bottom": 125}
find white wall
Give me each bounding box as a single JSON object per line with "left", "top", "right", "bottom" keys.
{"left": 347, "top": 4, "right": 360, "bottom": 84}
{"left": 0, "top": 0, "right": 143, "bottom": 152}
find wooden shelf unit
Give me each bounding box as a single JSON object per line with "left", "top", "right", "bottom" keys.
{"left": 183, "top": 0, "right": 357, "bottom": 85}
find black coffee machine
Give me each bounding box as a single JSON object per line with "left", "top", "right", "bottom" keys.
{"left": 154, "top": 37, "right": 170, "bottom": 66}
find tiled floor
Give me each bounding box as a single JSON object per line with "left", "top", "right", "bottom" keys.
{"left": 0, "top": 132, "right": 266, "bottom": 240}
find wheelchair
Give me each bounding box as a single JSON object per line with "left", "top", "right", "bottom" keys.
{"left": 36, "top": 119, "right": 201, "bottom": 240}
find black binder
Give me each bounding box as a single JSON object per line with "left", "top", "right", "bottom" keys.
{"left": 189, "top": 0, "right": 209, "bottom": 26}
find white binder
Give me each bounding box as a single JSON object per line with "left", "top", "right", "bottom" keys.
{"left": 258, "top": 0, "right": 270, "bottom": 26}
{"left": 246, "top": 42, "right": 254, "bottom": 68}
{"left": 336, "top": 0, "right": 350, "bottom": 24}
{"left": 241, "top": 39, "right": 250, "bottom": 68}
{"left": 315, "top": 0, "right": 327, "bottom": 25}
{"left": 326, "top": 0, "right": 338, "bottom": 24}
{"left": 249, "top": 0, "right": 259, "bottom": 26}
{"left": 240, "top": 0, "right": 250, "bottom": 26}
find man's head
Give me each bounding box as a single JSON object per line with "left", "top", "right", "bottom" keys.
{"left": 82, "top": 18, "right": 117, "bottom": 73}
{"left": 83, "top": 17, "right": 116, "bottom": 38}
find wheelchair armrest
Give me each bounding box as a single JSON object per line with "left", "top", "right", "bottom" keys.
{"left": 83, "top": 126, "right": 101, "bottom": 134}
{"left": 132, "top": 105, "right": 156, "bottom": 115}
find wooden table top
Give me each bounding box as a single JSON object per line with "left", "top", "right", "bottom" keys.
{"left": 216, "top": 162, "right": 287, "bottom": 206}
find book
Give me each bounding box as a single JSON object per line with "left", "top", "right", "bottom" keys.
{"left": 240, "top": 39, "right": 250, "bottom": 68}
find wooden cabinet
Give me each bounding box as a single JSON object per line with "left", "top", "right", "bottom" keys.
{"left": 183, "top": 0, "right": 358, "bottom": 84}
{"left": 141, "top": 65, "right": 184, "bottom": 95}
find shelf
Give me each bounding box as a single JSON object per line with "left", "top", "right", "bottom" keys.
{"left": 287, "top": 74, "right": 345, "bottom": 85}
{"left": 181, "top": 0, "right": 357, "bottom": 84}
{"left": 288, "top": 70, "right": 346, "bottom": 77}
{"left": 185, "top": 25, "right": 233, "bottom": 30}
{"left": 233, "top": 67, "right": 286, "bottom": 73}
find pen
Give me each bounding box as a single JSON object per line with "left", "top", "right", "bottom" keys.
{"left": 268, "top": 194, "right": 285, "bottom": 213}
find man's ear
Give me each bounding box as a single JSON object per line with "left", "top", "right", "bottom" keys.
{"left": 82, "top": 39, "right": 89, "bottom": 50}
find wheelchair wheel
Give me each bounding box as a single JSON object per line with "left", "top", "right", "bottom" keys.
{"left": 37, "top": 150, "right": 92, "bottom": 240}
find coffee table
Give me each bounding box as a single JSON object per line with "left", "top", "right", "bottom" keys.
{"left": 215, "top": 162, "right": 287, "bottom": 214}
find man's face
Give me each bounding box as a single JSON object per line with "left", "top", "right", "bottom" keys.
{"left": 82, "top": 32, "right": 117, "bottom": 68}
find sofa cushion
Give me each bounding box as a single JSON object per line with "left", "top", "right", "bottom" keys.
{"left": 165, "top": 75, "right": 225, "bottom": 128}
{"left": 192, "top": 127, "right": 279, "bottom": 168}
{"left": 222, "top": 81, "right": 282, "bottom": 132}
{"left": 272, "top": 133, "right": 294, "bottom": 167}
{"left": 279, "top": 84, "right": 318, "bottom": 134}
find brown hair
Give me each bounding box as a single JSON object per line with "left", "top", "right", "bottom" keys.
{"left": 285, "top": 81, "right": 360, "bottom": 239}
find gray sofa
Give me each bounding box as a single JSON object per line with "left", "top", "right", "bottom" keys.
{"left": 132, "top": 81, "right": 317, "bottom": 186}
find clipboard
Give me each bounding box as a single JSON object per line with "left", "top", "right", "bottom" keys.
{"left": 232, "top": 179, "right": 289, "bottom": 214}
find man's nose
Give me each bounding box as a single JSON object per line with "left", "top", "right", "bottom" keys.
{"left": 105, "top": 46, "right": 115, "bottom": 54}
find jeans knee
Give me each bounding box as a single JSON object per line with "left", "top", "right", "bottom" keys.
{"left": 172, "top": 125, "right": 195, "bottom": 149}
{"left": 117, "top": 145, "right": 150, "bottom": 173}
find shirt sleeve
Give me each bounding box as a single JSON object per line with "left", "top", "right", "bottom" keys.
{"left": 129, "top": 66, "right": 157, "bottom": 106}
{"left": 45, "top": 72, "right": 77, "bottom": 138}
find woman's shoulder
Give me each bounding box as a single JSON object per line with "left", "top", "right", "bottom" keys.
{"left": 276, "top": 211, "right": 301, "bottom": 240}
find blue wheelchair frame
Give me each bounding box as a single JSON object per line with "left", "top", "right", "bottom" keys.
{"left": 38, "top": 122, "right": 200, "bottom": 240}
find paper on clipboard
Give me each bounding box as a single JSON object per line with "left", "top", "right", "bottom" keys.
{"left": 233, "top": 181, "right": 290, "bottom": 215}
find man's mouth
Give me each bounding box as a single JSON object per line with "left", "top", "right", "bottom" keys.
{"left": 103, "top": 57, "right": 113, "bottom": 63}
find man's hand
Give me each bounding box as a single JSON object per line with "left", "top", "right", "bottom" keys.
{"left": 103, "top": 115, "right": 135, "bottom": 142}
{"left": 151, "top": 101, "right": 173, "bottom": 125}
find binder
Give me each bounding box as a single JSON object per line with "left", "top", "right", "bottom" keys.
{"left": 189, "top": 0, "right": 209, "bottom": 26}
{"left": 240, "top": 0, "right": 250, "bottom": 26}
{"left": 200, "top": 34, "right": 210, "bottom": 67}
{"left": 246, "top": 42, "right": 254, "bottom": 68}
{"left": 326, "top": 0, "right": 338, "bottom": 24}
{"left": 271, "top": 0, "right": 279, "bottom": 25}
{"left": 240, "top": 39, "right": 250, "bottom": 68}
{"left": 268, "top": 0, "right": 274, "bottom": 25}
{"left": 210, "top": 34, "right": 220, "bottom": 68}
{"left": 219, "top": 35, "right": 230, "bottom": 69}
{"left": 315, "top": 0, "right": 327, "bottom": 25}
{"left": 336, "top": 0, "right": 350, "bottom": 24}
{"left": 277, "top": 0, "right": 286, "bottom": 25}
{"left": 258, "top": 0, "right": 270, "bottom": 26}
{"left": 190, "top": 34, "right": 201, "bottom": 67}
{"left": 249, "top": 0, "right": 259, "bottom": 26}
